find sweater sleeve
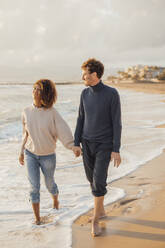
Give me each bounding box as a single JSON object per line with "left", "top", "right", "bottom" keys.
{"left": 74, "top": 92, "right": 85, "bottom": 146}
{"left": 21, "top": 112, "right": 28, "bottom": 141}
{"left": 54, "top": 109, "right": 74, "bottom": 150}
{"left": 20, "top": 111, "right": 28, "bottom": 154}
{"left": 111, "top": 90, "right": 122, "bottom": 153}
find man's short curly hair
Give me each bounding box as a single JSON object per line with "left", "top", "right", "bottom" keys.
{"left": 81, "top": 58, "right": 104, "bottom": 79}
{"left": 34, "top": 79, "right": 57, "bottom": 108}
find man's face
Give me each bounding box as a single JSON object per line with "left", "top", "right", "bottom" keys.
{"left": 82, "top": 68, "right": 96, "bottom": 86}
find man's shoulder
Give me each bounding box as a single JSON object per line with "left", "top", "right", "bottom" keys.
{"left": 81, "top": 87, "right": 89, "bottom": 96}
{"left": 103, "top": 83, "right": 119, "bottom": 96}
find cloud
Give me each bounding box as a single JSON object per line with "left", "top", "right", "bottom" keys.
{"left": 0, "top": 0, "right": 165, "bottom": 80}
{"left": 108, "top": 0, "right": 165, "bottom": 51}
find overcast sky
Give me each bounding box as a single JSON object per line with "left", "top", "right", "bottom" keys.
{"left": 0, "top": 0, "right": 165, "bottom": 81}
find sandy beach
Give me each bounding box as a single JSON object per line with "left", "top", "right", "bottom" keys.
{"left": 108, "top": 81, "right": 165, "bottom": 94}
{"left": 72, "top": 82, "right": 165, "bottom": 248}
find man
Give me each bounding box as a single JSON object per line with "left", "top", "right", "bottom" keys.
{"left": 73, "top": 58, "right": 122, "bottom": 236}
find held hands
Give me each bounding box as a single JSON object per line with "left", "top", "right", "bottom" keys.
{"left": 72, "top": 146, "right": 82, "bottom": 157}
{"left": 19, "top": 153, "right": 25, "bottom": 166}
{"left": 111, "top": 152, "right": 121, "bottom": 168}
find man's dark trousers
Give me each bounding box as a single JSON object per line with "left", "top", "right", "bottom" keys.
{"left": 82, "top": 139, "right": 112, "bottom": 197}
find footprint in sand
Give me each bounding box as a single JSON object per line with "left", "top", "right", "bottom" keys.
{"left": 138, "top": 182, "right": 150, "bottom": 186}
{"left": 120, "top": 198, "right": 138, "bottom": 206}
{"left": 122, "top": 206, "right": 132, "bottom": 214}
{"left": 40, "top": 215, "right": 54, "bottom": 224}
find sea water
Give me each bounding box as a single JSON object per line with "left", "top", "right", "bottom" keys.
{"left": 0, "top": 84, "right": 165, "bottom": 247}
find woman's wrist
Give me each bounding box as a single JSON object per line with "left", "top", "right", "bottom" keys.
{"left": 20, "top": 147, "right": 25, "bottom": 155}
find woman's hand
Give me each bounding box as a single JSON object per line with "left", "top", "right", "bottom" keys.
{"left": 72, "top": 146, "right": 82, "bottom": 157}
{"left": 19, "top": 153, "right": 25, "bottom": 166}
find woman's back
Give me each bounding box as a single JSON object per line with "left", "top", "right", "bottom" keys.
{"left": 23, "top": 105, "right": 73, "bottom": 155}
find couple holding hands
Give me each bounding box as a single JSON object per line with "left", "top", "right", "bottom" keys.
{"left": 19, "top": 58, "right": 122, "bottom": 237}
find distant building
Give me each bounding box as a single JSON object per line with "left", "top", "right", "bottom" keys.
{"left": 123, "top": 65, "right": 165, "bottom": 80}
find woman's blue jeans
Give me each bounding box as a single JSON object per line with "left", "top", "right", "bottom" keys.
{"left": 25, "top": 149, "right": 59, "bottom": 203}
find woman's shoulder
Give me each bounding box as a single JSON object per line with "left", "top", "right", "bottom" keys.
{"left": 23, "top": 105, "right": 33, "bottom": 113}
{"left": 51, "top": 106, "right": 60, "bottom": 116}
{"left": 51, "top": 107, "right": 65, "bottom": 122}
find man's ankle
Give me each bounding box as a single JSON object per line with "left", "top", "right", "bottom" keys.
{"left": 92, "top": 216, "right": 99, "bottom": 223}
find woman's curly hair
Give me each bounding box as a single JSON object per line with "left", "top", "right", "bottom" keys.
{"left": 34, "top": 79, "right": 57, "bottom": 108}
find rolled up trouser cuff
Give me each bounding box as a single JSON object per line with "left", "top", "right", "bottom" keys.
{"left": 92, "top": 189, "right": 107, "bottom": 197}
{"left": 30, "top": 192, "right": 40, "bottom": 203}
{"left": 50, "top": 187, "right": 59, "bottom": 196}
{"left": 30, "top": 199, "right": 40, "bottom": 203}
{"left": 45, "top": 180, "right": 59, "bottom": 195}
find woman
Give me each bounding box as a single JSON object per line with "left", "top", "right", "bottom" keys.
{"left": 19, "top": 79, "right": 75, "bottom": 225}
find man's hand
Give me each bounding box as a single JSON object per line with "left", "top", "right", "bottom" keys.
{"left": 111, "top": 152, "right": 121, "bottom": 167}
{"left": 72, "top": 146, "right": 82, "bottom": 157}
{"left": 19, "top": 153, "right": 25, "bottom": 166}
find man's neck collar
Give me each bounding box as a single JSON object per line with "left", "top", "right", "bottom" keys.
{"left": 90, "top": 79, "right": 100, "bottom": 86}
{"left": 89, "top": 80, "right": 104, "bottom": 92}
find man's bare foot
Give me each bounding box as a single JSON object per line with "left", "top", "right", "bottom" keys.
{"left": 88, "top": 213, "right": 107, "bottom": 223}
{"left": 99, "top": 206, "right": 106, "bottom": 217}
{"left": 99, "top": 211, "right": 107, "bottom": 219}
{"left": 91, "top": 220, "right": 101, "bottom": 237}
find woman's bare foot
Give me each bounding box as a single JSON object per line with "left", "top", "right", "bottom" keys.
{"left": 35, "top": 220, "right": 41, "bottom": 225}
{"left": 32, "top": 218, "right": 41, "bottom": 225}
{"left": 91, "top": 220, "right": 101, "bottom": 237}
{"left": 53, "top": 194, "right": 59, "bottom": 209}
{"left": 53, "top": 200, "right": 59, "bottom": 209}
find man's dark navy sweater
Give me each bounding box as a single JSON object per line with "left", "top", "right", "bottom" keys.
{"left": 74, "top": 81, "right": 122, "bottom": 153}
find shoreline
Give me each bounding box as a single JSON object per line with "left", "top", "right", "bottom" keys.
{"left": 72, "top": 83, "right": 165, "bottom": 248}
{"left": 107, "top": 81, "right": 165, "bottom": 95}
{"left": 0, "top": 81, "right": 83, "bottom": 86}
{"left": 72, "top": 149, "right": 165, "bottom": 248}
